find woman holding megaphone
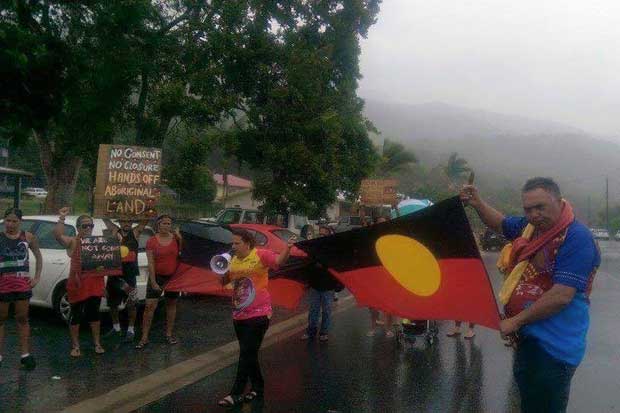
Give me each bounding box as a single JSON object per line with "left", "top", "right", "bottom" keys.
{"left": 217, "top": 228, "right": 295, "bottom": 408}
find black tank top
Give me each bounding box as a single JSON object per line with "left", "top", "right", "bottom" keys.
{"left": 0, "top": 231, "right": 29, "bottom": 276}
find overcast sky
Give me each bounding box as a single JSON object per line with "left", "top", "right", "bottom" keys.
{"left": 358, "top": 0, "right": 620, "bottom": 136}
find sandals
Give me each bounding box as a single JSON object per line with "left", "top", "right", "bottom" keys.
{"left": 244, "top": 391, "right": 261, "bottom": 402}
{"left": 135, "top": 341, "right": 149, "bottom": 350}
{"left": 70, "top": 347, "right": 81, "bottom": 358}
{"left": 446, "top": 330, "right": 461, "bottom": 337}
{"left": 166, "top": 335, "right": 179, "bottom": 345}
{"left": 95, "top": 344, "right": 106, "bottom": 354}
{"left": 464, "top": 330, "right": 476, "bottom": 339}
{"left": 217, "top": 395, "right": 243, "bottom": 407}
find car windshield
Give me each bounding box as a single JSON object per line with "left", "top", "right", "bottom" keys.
{"left": 272, "top": 229, "right": 296, "bottom": 243}
{"left": 217, "top": 210, "right": 242, "bottom": 224}
{"left": 349, "top": 216, "right": 362, "bottom": 225}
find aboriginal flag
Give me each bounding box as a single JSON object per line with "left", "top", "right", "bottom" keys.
{"left": 296, "top": 197, "right": 500, "bottom": 329}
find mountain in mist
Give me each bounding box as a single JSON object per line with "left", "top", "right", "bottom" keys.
{"left": 364, "top": 100, "right": 584, "bottom": 141}
{"left": 363, "top": 100, "right": 620, "bottom": 217}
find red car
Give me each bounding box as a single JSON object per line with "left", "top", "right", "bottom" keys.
{"left": 228, "top": 224, "right": 307, "bottom": 258}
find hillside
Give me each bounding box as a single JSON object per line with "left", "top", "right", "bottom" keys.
{"left": 363, "top": 100, "right": 620, "bottom": 220}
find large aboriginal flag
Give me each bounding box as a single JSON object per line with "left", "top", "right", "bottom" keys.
{"left": 296, "top": 197, "right": 501, "bottom": 329}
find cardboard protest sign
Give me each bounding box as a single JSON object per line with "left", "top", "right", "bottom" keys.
{"left": 94, "top": 144, "right": 161, "bottom": 219}
{"left": 360, "top": 179, "right": 398, "bottom": 206}
{"left": 80, "top": 236, "right": 122, "bottom": 276}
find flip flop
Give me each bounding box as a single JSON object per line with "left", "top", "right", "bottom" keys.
{"left": 446, "top": 330, "right": 461, "bottom": 337}
{"left": 70, "top": 347, "right": 81, "bottom": 358}
{"left": 135, "top": 341, "right": 149, "bottom": 350}
{"left": 464, "top": 331, "right": 476, "bottom": 339}
{"left": 218, "top": 395, "right": 243, "bottom": 407}
{"left": 95, "top": 345, "right": 106, "bottom": 354}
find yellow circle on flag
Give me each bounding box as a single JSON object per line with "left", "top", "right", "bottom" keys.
{"left": 375, "top": 235, "right": 441, "bottom": 296}
{"left": 120, "top": 246, "right": 129, "bottom": 258}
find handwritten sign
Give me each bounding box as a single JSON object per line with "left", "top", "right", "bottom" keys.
{"left": 80, "top": 236, "right": 122, "bottom": 276}
{"left": 360, "top": 179, "right": 398, "bottom": 206}
{"left": 94, "top": 144, "right": 161, "bottom": 219}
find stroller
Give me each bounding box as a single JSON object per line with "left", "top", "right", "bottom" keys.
{"left": 397, "top": 319, "right": 439, "bottom": 348}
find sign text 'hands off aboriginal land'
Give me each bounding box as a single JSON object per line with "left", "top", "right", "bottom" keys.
{"left": 94, "top": 145, "right": 161, "bottom": 219}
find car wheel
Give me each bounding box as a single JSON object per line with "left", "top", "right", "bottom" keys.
{"left": 53, "top": 281, "right": 72, "bottom": 324}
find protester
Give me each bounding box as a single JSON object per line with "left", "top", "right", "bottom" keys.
{"left": 0, "top": 208, "right": 42, "bottom": 369}
{"left": 54, "top": 208, "right": 106, "bottom": 357}
{"left": 217, "top": 228, "right": 294, "bottom": 407}
{"left": 367, "top": 216, "right": 395, "bottom": 338}
{"left": 446, "top": 321, "right": 476, "bottom": 339}
{"left": 103, "top": 218, "right": 147, "bottom": 342}
{"left": 301, "top": 226, "right": 342, "bottom": 342}
{"left": 136, "top": 215, "right": 183, "bottom": 349}
{"left": 460, "top": 177, "right": 600, "bottom": 413}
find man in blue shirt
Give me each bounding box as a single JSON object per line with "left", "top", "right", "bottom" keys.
{"left": 460, "top": 177, "right": 600, "bottom": 413}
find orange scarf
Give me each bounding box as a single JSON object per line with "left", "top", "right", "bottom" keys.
{"left": 507, "top": 200, "right": 574, "bottom": 272}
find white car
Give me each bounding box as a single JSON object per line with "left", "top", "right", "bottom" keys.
{"left": 0, "top": 216, "right": 151, "bottom": 322}
{"left": 22, "top": 187, "right": 48, "bottom": 199}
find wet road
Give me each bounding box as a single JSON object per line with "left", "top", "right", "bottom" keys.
{"left": 137, "top": 243, "right": 620, "bottom": 413}
{"left": 1, "top": 242, "right": 620, "bottom": 412}
{"left": 0, "top": 294, "right": 310, "bottom": 412}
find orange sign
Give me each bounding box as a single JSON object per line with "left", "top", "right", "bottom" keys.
{"left": 360, "top": 179, "right": 398, "bottom": 206}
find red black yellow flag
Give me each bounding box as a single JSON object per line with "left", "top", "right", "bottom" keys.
{"left": 296, "top": 196, "right": 500, "bottom": 329}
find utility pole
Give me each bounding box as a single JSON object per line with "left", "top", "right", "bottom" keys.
{"left": 606, "top": 176, "right": 609, "bottom": 232}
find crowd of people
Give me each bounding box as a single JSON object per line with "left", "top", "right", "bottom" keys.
{"left": 0, "top": 176, "right": 601, "bottom": 413}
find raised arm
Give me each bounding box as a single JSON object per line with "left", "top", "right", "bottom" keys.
{"left": 54, "top": 207, "right": 75, "bottom": 251}
{"left": 460, "top": 185, "right": 505, "bottom": 234}
{"left": 275, "top": 236, "right": 296, "bottom": 268}
{"left": 133, "top": 218, "right": 149, "bottom": 238}
{"left": 103, "top": 218, "right": 119, "bottom": 236}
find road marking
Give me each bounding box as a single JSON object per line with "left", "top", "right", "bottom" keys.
{"left": 63, "top": 295, "right": 356, "bottom": 413}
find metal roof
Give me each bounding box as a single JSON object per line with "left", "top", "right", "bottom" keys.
{"left": 0, "top": 166, "right": 34, "bottom": 177}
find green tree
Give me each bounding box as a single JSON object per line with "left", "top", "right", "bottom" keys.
{"left": 230, "top": 1, "right": 382, "bottom": 217}
{"left": 1, "top": 1, "right": 151, "bottom": 211}
{"left": 374, "top": 139, "right": 417, "bottom": 177}
{"left": 443, "top": 152, "right": 471, "bottom": 184}
{"left": 2, "top": 0, "right": 382, "bottom": 216}
{"left": 163, "top": 134, "right": 216, "bottom": 203}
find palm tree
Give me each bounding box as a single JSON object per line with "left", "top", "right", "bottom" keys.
{"left": 375, "top": 139, "right": 417, "bottom": 177}
{"left": 443, "top": 152, "right": 471, "bottom": 183}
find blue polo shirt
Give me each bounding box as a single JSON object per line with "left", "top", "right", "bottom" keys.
{"left": 502, "top": 216, "right": 600, "bottom": 366}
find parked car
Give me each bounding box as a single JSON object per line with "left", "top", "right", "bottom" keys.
{"left": 204, "top": 207, "right": 309, "bottom": 235}
{"left": 0, "top": 216, "right": 151, "bottom": 323}
{"left": 230, "top": 224, "right": 306, "bottom": 256}
{"left": 592, "top": 228, "right": 610, "bottom": 240}
{"left": 23, "top": 187, "right": 48, "bottom": 199}
{"left": 334, "top": 216, "right": 371, "bottom": 233}
{"left": 480, "top": 229, "right": 508, "bottom": 251}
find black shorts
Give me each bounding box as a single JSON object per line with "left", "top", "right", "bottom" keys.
{"left": 0, "top": 290, "right": 32, "bottom": 303}
{"left": 106, "top": 262, "right": 139, "bottom": 307}
{"left": 146, "top": 275, "right": 179, "bottom": 300}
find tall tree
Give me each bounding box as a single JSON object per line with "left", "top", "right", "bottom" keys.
{"left": 443, "top": 152, "right": 471, "bottom": 184}
{"left": 230, "top": 1, "right": 382, "bottom": 216}
{"left": 374, "top": 139, "right": 417, "bottom": 178}
{"left": 2, "top": 0, "right": 382, "bottom": 216}
{"left": 1, "top": 1, "right": 152, "bottom": 211}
